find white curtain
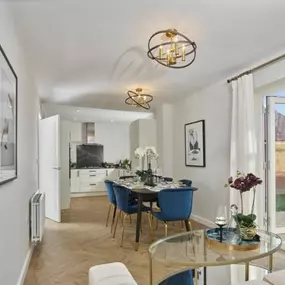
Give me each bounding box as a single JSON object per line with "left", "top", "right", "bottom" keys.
{"left": 230, "top": 74, "right": 264, "bottom": 284}
{"left": 230, "top": 74, "right": 264, "bottom": 226}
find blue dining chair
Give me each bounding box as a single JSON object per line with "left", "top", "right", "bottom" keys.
{"left": 179, "top": 179, "right": 193, "bottom": 187}
{"left": 104, "top": 180, "right": 117, "bottom": 233}
{"left": 151, "top": 188, "right": 194, "bottom": 237}
{"left": 112, "top": 184, "right": 151, "bottom": 247}
{"left": 158, "top": 270, "right": 193, "bottom": 285}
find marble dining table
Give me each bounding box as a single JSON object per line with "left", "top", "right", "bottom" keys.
{"left": 114, "top": 180, "right": 198, "bottom": 251}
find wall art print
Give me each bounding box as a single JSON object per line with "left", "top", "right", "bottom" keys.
{"left": 0, "top": 45, "right": 17, "bottom": 185}
{"left": 185, "top": 120, "right": 205, "bottom": 167}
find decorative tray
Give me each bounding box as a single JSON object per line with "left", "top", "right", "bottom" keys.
{"left": 205, "top": 228, "right": 260, "bottom": 251}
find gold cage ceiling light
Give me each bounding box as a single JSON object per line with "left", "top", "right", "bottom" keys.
{"left": 125, "top": 88, "right": 153, "bottom": 110}
{"left": 147, "top": 28, "right": 197, "bottom": 69}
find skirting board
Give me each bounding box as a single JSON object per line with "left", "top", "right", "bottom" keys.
{"left": 71, "top": 192, "right": 107, "bottom": 198}
{"left": 17, "top": 244, "right": 34, "bottom": 285}
{"left": 191, "top": 214, "right": 216, "bottom": 228}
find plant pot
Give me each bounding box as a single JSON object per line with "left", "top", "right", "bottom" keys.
{"left": 238, "top": 226, "right": 257, "bottom": 241}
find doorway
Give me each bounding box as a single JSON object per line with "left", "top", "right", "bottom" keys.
{"left": 266, "top": 96, "right": 285, "bottom": 234}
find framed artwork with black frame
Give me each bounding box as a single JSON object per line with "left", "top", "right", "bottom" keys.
{"left": 184, "top": 120, "right": 205, "bottom": 167}
{"left": 0, "top": 45, "right": 18, "bottom": 185}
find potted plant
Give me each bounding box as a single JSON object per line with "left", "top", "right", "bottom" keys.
{"left": 225, "top": 171, "right": 262, "bottom": 240}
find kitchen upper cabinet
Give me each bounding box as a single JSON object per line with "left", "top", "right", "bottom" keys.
{"left": 69, "top": 122, "right": 82, "bottom": 142}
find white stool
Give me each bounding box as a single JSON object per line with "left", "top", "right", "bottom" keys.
{"left": 235, "top": 281, "right": 269, "bottom": 285}
{"left": 263, "top": 269, "right": 285, "bottom": 285}
{"left": 89, "top": 262, "right": 138, "bottom": 285}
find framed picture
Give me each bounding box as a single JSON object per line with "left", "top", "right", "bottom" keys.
{"left": 0, "top": 45, "right": 17, "bottom": 185}
{"left": 185, "top": 120, "right": 205, "bottom": 167}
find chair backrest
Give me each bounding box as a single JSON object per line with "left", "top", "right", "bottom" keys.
{"left": 157, "top": 188, "right": 193, "bottom": 221}
{"left": 112, "top": 184, "right": 132, "bottom": 212}
{"left": 178, "top": 179, "right": 192, "bottom": 187}
{"left": 104, "top": 180, "right": 116, "bottom": 205}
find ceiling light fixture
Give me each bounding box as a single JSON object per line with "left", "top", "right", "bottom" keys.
{"left": 147, "top": 28, "right": 197, "bottom": 69}
{"left": 125, "top": 88, "right": 153, "bottom": 110}
{"left": 76, "top": 109, "right": 80, "bottom": 112}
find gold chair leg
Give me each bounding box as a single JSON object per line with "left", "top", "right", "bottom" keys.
{"left": 164, "top": 222, "right": 168, "bottom": 237}
{"left": 188, "top": 219, "right": 192, "bottom": 231}
{"left": 147, "top": 213, "right": 154, "bottom": 242}
{"left": 110, "top": 206, "right": 117, "bottom": 234}
{"left": 106, "top": 203, "right": 112, "bottom": 227}
{"left": 121, "top": 214, "right": 128, "bottom": 247}
{"left": 113, "top": 210, "right": 121, "bottom": 238}
{"left": 129, "top": 215, "right": 132, "bottom": 223}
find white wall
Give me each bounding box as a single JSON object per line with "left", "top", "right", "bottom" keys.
{"left": 0, "top": 3, "right": 39, "bottom": 285}
{"left": 172, "top": 81, "right": 231, "bottom": 224}
{"left": 129, "top": 119, "right": 157, "bottom": 170}
{"left": 155, "top": 104, "right": 173, "bottom": 177}
{"left": 95, "top": 122, "right": 130, "bottom": 163}
{"left": 60, "top": 119, "right": 70, "bottom": 210}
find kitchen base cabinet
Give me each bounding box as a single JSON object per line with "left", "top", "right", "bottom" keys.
{"left": 70, "top": 168, "right": 121, "bottom": 196}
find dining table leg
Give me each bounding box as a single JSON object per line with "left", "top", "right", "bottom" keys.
{"left": 245, "top": 261, "right": 249, "bottom": 281}
{"left": 135, "top": 194, "right": 143, "bottom": 251}
{"left": 203, "top": 267, "right": 207, "bottom": 285}
{"left": 269, "top": 254, "right": 273, "bottom": 272}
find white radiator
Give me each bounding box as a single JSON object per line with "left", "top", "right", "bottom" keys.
{"left": 30, "top": 192, "right": 45, "bottom": 243}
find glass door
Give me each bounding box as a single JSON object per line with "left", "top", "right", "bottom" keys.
{"left": 267, "top": 96, "right": 285, "bottom": 233}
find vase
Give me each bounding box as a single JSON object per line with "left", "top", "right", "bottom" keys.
{"left": 144, "top": 163, "right": 154, "bottom": 186}
{"left": 238, "top": 225, "right": 257, "bottom": 241}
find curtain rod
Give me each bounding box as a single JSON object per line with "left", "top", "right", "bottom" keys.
{"left": 227, "top": 53, "right": 285, "bottom": 84}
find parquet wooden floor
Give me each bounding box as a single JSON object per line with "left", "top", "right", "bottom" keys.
{"left": 24, "top": 196, "right": 285, "bottom": 285}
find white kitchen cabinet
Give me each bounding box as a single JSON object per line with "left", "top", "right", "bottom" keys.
{"left": 69, "top": 122, "right": 82, "bottom": 142}
{"left": 70, "top": 170, "right": 80, "bottom": 192}
{"left": 70, "top": 168, "right": 118, "bottom": 195}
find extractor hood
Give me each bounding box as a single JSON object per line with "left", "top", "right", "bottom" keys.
{"left": 81, "top": 122, "right": 95, "bottom": 144}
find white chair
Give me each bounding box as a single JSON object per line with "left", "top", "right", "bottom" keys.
{"left": 89, "top": 262, "right": 138, "bottom": 285}
{"left": 263, "top": 269, "right": 285, "bottom": 285}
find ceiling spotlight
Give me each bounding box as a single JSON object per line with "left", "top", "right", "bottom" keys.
{"left": 125, "top": 88, "right": 153, "bottom": 110}
{"left": 147, "top": 28, "right": 197, "bottom": 69}
{"left": 76, "top": 109, "right": 80, "bottom": 112}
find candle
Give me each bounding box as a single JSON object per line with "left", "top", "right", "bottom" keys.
{"left": 182, "top": 45, "right": 186, "bottom": 61}
{"left": 159, "top": 46, "right": 163, "bottom": 60}
{"left": 167, "top": 50, "right": 170, "bottom": 65}
{"left": 174, "top": 37, "right": 179, "bottom": 55}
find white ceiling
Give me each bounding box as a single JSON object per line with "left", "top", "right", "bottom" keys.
{"left": 8, "top": 0, "right": 285, "bottom": 112}
{"left": 43, "top": 103, "right": 153, "bottom": 123}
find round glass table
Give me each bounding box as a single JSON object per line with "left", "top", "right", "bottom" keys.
{"left": 148, "top": 229, "right": 282, "bottom": 285}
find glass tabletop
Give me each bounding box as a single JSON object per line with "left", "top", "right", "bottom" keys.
{"left": 149, "top": 229, "right": 282, "bottom": 267}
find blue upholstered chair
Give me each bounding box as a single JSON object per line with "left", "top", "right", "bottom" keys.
{"left": 112, "top": 184, "right": 151, "bottom": 247}
{"left": 151, "top": 188, "right": 194, "bottom": 236}
{"left": 158, "top": 270, "right": 193, "bottom": 285}
{"left": 104, "top": 180, "right": 117, "bottom": 233}
{"left": 179, "top": 179, "right": 192, "bottom": 187}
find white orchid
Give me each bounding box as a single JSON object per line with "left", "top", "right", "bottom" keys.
{"left": 134, "top": 147, "right": 145, "bottom": 159}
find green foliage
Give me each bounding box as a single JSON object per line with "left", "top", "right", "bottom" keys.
{"left": 234, "top": 213, "right": 256, "bottom": 228}
{"left": 135, "top": 170, "right": 147, "bottom": 181}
